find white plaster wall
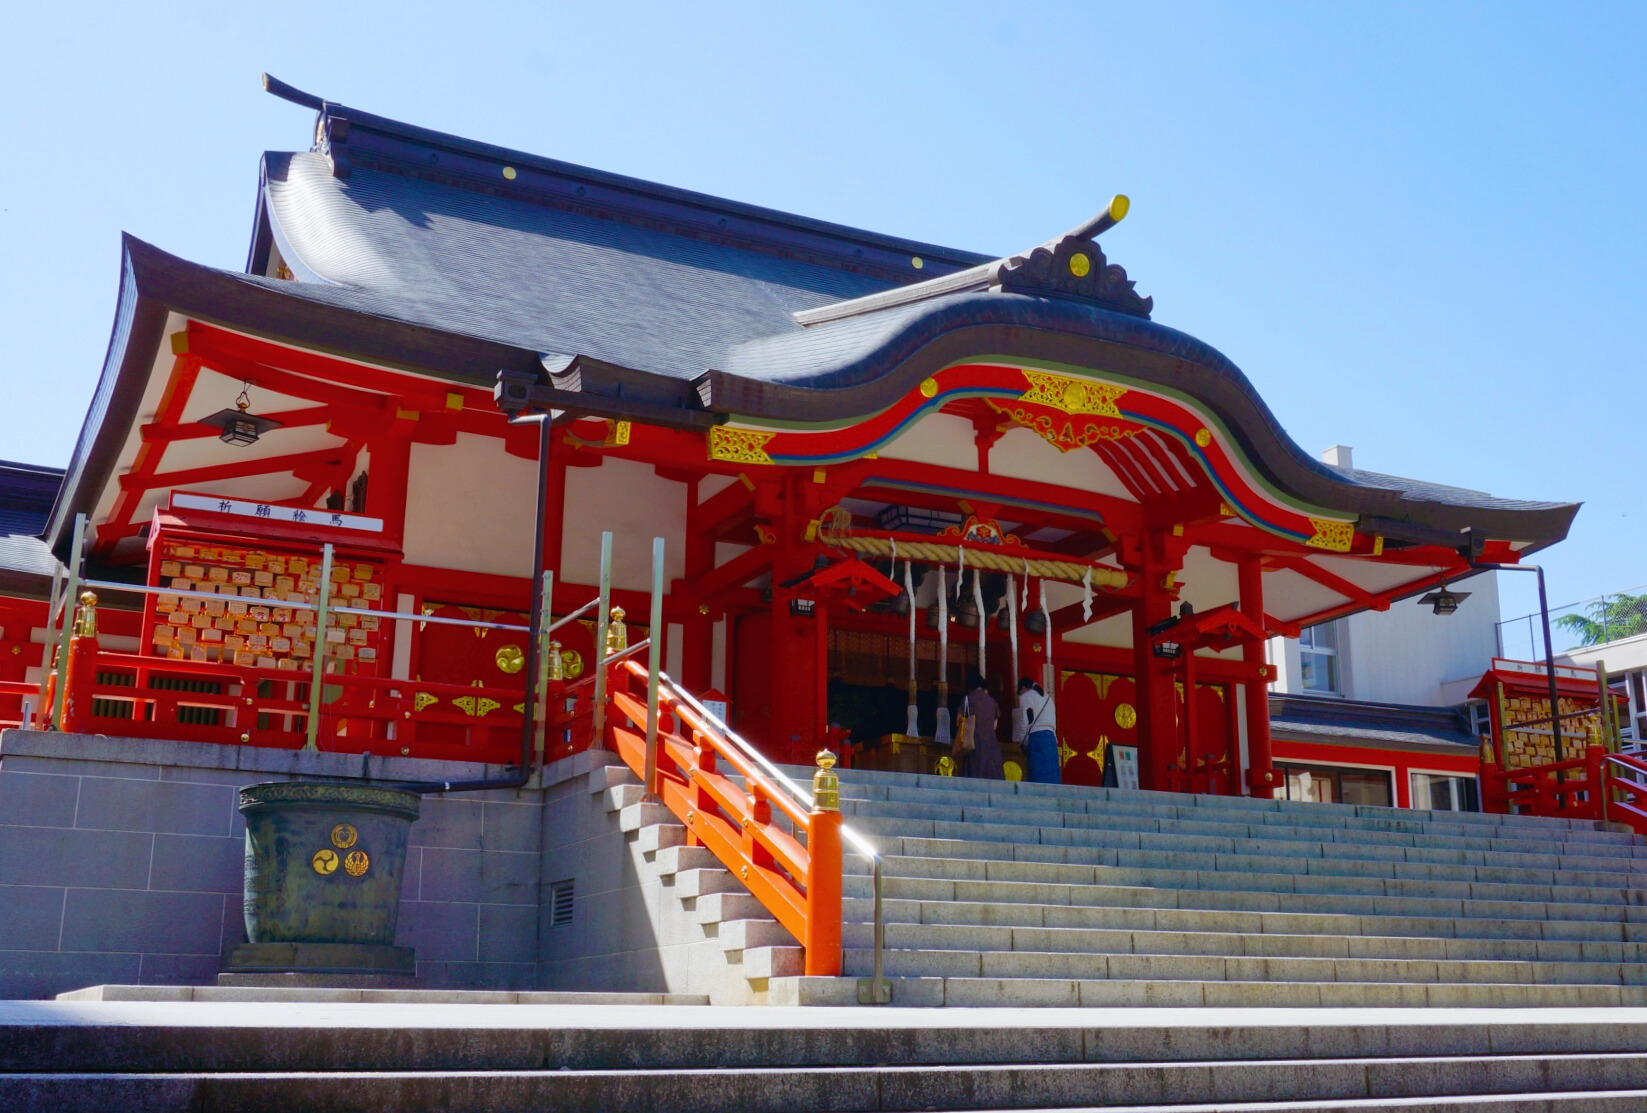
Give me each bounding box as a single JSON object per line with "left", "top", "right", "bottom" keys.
{"left": 877, "top": 413, "right": 977, "bottom": 471}
{"left": 1269, "top": 571, "right": 1500, "bottom": 706}
{"left": 403, "top": 432, "right": 538, "bottom": 577}
{"left": 561, "top": 457, "right": 687, "bottom": 593}
{"left": 989, "top": 428, "right": 1136, "bottom": 501}
{"left": 1341, "top": 571, "right": 1500, "bottom": 705}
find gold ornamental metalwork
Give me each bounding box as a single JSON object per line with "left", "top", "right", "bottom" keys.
{"left": 74, "top": 591, "right": 99, "bottom": 638}
{"left": 935, "top": 755, "right": 956, "bottom": 776}
{"left": 606, "top": 608, "right": 628, "bottom": 654}
{"left": 1305, "top": 518, "right": 1355, "bottom": 553}
{"left": 312, "top": 849, "right": 339, "bottom": 875}
{"left": 494, "top": 643, "right": 525, "bottom": 674}
{"left": 412, "top": 692, "right": 440, "bottom": 712}
{"left": 708, "top": 427, "right": 776, "bottom": 465}
{"left": 545, "top": 639, "right": 564, "bottom": 681}
{"left": 1113, "top": 703, "right": 1137, "bottom": 730}
{"left": 1018, "top": 370, "right": 1125, "bottom": 417}
{"left": 343, "top": 850, "right": 370, "bottom": 877}
{"left": 330, "top": 824, "right": 358, "bottom": 850}
{"left": 560, "top": 648, "right": 584, "bottom": 679}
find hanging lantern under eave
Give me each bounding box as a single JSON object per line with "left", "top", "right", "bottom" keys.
{"left": 1418, "top": 584, "right": 1470, "bottom": 616}
{"left": 202, "top": 382, "right": 282, "bottom": 447}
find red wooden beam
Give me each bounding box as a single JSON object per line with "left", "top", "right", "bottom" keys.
{"left": 140, "top": 406, "right": 335, "bottom": 444}
{"left": 118, "top": 447, "right": 359, "bottom": 492}
{"left": 1270, "top": 556, "right": 1390, "bottom": 612}
{"left": 99, "top": 355, "right": 200, "bottom": 549}
{"left": 697, "top": 545, "right": 776, "bottom": 601}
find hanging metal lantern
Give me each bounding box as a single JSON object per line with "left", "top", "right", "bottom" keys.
{"left": 202, "top": 381, "right": 282, "bottom": 447}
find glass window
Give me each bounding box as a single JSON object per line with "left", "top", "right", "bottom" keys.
{"left": 1280, "top": 762, "right": 1392, "bottom": 808}
{"left": 1411, "top": 772, "right": 1480, "bottom": 812}
{"left": 1299, "top": 622, "right": 1340, "bottom": 694}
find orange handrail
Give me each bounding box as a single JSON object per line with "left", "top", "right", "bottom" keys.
{"left": 606, "top": 658, "right": 842, "bottom": 977}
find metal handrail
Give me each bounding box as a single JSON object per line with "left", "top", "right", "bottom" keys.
{"left": 650, "top": 668, "right": 889, "bottom": 1004}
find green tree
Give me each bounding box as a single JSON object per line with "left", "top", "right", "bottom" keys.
{"left": 1554, "top": 593, "right": 1647, "bottom": 647}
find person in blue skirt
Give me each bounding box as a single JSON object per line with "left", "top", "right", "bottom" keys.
{"left": 1016, "top": 676, "right": 1060, "bottom": 784}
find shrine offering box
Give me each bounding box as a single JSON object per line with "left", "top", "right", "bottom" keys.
{"left": 144, "top": 494, "right": 399, "bottom": 675}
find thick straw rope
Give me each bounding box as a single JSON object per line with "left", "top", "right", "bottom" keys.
{"left": 820, "top": 533, "right": 1127, "bottom": 589}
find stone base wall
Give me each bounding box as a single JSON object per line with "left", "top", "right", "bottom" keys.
{"left": 0, "top": 729, "right": 625, "bottom": 999}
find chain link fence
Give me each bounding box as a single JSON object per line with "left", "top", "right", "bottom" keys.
{"left": 1496, "top": 584, "right": 1647, "bottom": 661}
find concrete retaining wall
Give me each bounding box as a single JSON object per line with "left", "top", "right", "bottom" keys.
{"left": 0, "top": 729, "right": 630, "bottom": 999}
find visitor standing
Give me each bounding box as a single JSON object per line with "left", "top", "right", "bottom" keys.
{"left": 955, "top": 671, "right": 1004, "bottom": 780}
{"left": 1017, "top": 677, "right": 1060, "bottom": 784}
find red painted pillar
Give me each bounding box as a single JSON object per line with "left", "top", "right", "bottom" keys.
{"left": 1239, "top": 558, "right": 1278, "bottom": 798}
{"left": 1130, "top": 532, "right": 1182, "bottom": 792}
{"left": 766, "top": 475, "right": 817, "bottom": 765}
{"left": 682, "top": 477, "right": 715, "bottom": 693}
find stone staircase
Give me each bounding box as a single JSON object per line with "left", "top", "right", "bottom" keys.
{"left": 9, "top": 996, "right": 1647, "bottom": 1110}
{"left": 762, "top": 766, "right": 1647, "bottom": 1007}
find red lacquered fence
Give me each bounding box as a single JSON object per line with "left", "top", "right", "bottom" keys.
{"left": 1482, "top": 745, "right": 1647, "bottom": 837}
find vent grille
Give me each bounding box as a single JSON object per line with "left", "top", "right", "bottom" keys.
{"left": 549, "top": 879, "right": 575, "bottom": 927}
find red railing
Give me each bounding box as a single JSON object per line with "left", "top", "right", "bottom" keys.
{"left": 605, "top": 659, "right": 843, "bottom": 977}
{"left": 1482, "top": 745, "right": 1647, "bottom": 837}
{"left": 55, "top": 639, "right": 541, "bottom": 765}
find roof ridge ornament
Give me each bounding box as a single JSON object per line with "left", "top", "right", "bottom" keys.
{"left": 792, "top": 194, "right": 1150, "bottom": 328}
{"left": 992, "top": 196, "right": 1152, "bottom": 319}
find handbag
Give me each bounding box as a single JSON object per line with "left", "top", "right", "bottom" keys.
{"left": 955, "top": 696, "right": 977, "bottom": 754}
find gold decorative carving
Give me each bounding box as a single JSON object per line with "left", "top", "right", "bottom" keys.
{"left": 412, "top": 692, "right": 440, "bottom": 712}
{"left": 312, "top": 849, "right": 339, "bottom": 875}
{"left": 1114, "top": 703, "right": 1137, "bottom": 730}
{"left": 1305, "top": 518, "right": 1355, "bottom": 553}
{"left": 1068, "top": 252, "right": 1091, "bottom": 278}
{"left": 560, "top": 648, "right": 584, "bottom": 679}
{"left": 343, "top": 850, "right": 370, "bottom": 877}
{"left": 708, "top": 427, "right": 775, "bottom": 465}
{"left": 1194, "top": 428, "right": 1212, "bottom": 447}
{"left": 1018, "top": 370, "right": 1125, "bottom": 417}
{"left": 919, "top": 378, "right": 938, "bottom": 398}
{"left": 452, "top": 695, "right": 501, "bottom": 718}
{"left": 330, "top": 824, "right": 358, "bottom": 850}
{"left": 494, "top": 644, "right": 525, "bottom": 674}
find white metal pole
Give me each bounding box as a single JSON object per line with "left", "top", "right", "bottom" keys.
{"left": 303, "top": 543, "right": 335, "bottom": 752}
{"left": 535, "top": 570, "right": 554, "bottom": 767}
{"left": 591, "top": 532, "right": 613, "bottom": 747}
{"left": 50, "top": 514, "right": 87, "bottom": 730}
{"left": 644, "top": 536, "right": 665, "bottom": 797}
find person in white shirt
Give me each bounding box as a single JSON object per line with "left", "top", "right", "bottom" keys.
{"left": 1016, "top": 677, "right": 1060, "bottom": 784}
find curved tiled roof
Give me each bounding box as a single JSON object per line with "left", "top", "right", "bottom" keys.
{"left": 41, "top": 81, "right": 1581, "bottom": 552}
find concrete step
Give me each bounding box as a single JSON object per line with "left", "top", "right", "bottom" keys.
{"left": 834, "top": 941, "right": 1647, "bottom": 987}
{"left": 716, "top": 918, "right": 795, "bottom": 951}
{"left": 842, "top": 813, "right": 1647, "bottom": 877}
{"left": 13, "top": 1061, "right": 1647, "bottom": 1112}
{"left": 871, "top": 833, "right": 1647, "bottom": 893}
{"left": 856, "top": 849, "right": 1647, "bottom": 910}
{"left": 839, "top": 790, "right": 1644, "bottom": 847}
{"left": 673, "top": 867, "right": 744, "bottom": 899}
{"left": 836, "top": 917, "right": 1647, "bottom": 966}
{"left": 844, "top": 868, "right": 1647, "bottom": 928}
{"left": 604, "top": 782, "right": 645, "bottom": 812}
{"left": 742, "top": 945, "right": 804, "bottom": 979}
{"left": 773, "top": 974, "right": 1647, "bottom": 1009}
{"left": 811, "top": 766, "right": 1627, "bottom": 834}
{"left": 654, "top": 844, "right": 719, "bottom": 878}
{"left": 695, "top": 890, "right": 769, "bottom": 925}
{"left": 838, "top": 894, "right": 1647, "bottom": 947}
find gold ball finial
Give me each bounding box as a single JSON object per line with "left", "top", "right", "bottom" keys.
{"left": 610, "top": 605, "right": 626, "bottom": 624}
{"left": 80, "top": 590, "right": 97, "bottom": 606}
{"left": 812, "top": 748, "right": 840, "bottom": 810}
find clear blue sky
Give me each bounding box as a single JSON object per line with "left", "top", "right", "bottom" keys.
{"left": 2, "top": 2, "right": 1642, "bottom": 624}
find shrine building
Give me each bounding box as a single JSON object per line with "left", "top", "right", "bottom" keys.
{"left": 4, "top": 76, "right": 1578, "bottom": 797}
